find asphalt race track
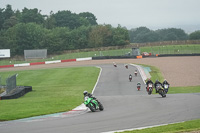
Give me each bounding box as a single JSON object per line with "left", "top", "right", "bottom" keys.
{"left": 0, "top": 64, "right": 200, "bottom": 133}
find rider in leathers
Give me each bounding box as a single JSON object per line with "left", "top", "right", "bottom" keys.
{"left": 146, "top": 78, "right": 153, "bottom": 91}
{"left": 154, "top": 80, "right": 162, "bottom": 93}
{"left": 162, "top": 79, "right": 170, "bottom": 86}
{"left": 83, "top": 91, "right": 97, "bottom": 100}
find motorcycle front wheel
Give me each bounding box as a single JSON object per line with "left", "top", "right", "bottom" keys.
{"left": 99, "top": 102, "right": 104, "bottom": 111}
{"left": 89, "top": 104, "right": 96, "bottom": 112}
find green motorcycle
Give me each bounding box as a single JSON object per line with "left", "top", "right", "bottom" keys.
{"left": 84, "top": 96, "right": 104, "bottom": 112}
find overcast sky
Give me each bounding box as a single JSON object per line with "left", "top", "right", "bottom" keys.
{"left": 1, "top": 0, "right": 200, "bottom": 32}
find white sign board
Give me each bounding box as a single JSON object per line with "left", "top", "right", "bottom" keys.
{"left": 0, "top": 49, "right": 10, "bottom": 58}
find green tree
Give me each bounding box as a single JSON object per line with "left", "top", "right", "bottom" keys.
{"left": 3, "top": 4, "right": 14, "bottom": 20}
{"left": 88, "top": 25, "right": 113, "bottom": 48}
{"left": 189, "top": 30, "right": 200, "bottom": 40}
{"left": 0, "top": 4, "right": 14, "bottom": 30}
{"left": 0, "top": 8, "right": 4, "bottom": 30}
{"left": 112, "top": 25, "right": 129, "bottom": 45}
{"left": 20, "top": 8, "right": 44, "bottom": 24}
{"left": 156, "top": 28, "right": 188, "bottom": 41}
{"left": 129, "top": 27, "right": 151, "bottom": 43}
{"left": 4, "top": 23, "right": 46, "bottom": 55}
{"left": 44, "top": 11, "right": 56, "bottom": 29}
{"left": 79, "top": 12, "right": 98, "bottom": 25}
{"left": 69, "top": 26, "right": 90, "bottom": 49}
{"left": 3, "top": 16, "right": 18, "bottom": 29}
{"left": 53, "top": 10, "right": 81, "bottom": 29}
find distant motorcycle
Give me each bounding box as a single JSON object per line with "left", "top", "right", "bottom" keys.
{"left": 134, "top": 71, "right": 137, "bottom": 76}
{"left": 129, "top": 75, "right": 132, "bottom": 82}
{"left": 125, "top": 65, "right": 128, "bottom": 69}
{"left": 84, "top": 96, "right": 104, "bottom": 112}
{"left": 147, "top": 83, "right": 153, "bottom": 95}
{"left": 137, "top": 84, "right": 141, "bottom": 91}
{"left": 113, "top": 62, "right": 117, "bottom": 67}
{"left": 156, "top": 84, "right": 166, "bottom": 97}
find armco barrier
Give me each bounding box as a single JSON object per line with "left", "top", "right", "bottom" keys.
{"left": 158, "top": 53, "right": 200, "bottom": 57}
{"left": 92, "top": 56, "right": 136, "bottom": 60}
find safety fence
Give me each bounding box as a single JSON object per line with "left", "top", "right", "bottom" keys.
{"left": 0, "top": 74, "right": 17, "bottom": 96}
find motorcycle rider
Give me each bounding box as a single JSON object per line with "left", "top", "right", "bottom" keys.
{"left": 154, "top": 80, "right": 162, "bottom": 93}
{"left": 83, "top": 91, "right": 94, "bottom": 98}
{"left": 146, "top": 78, "right": 153, "bottom": 91}
{"left": 162, "top": 79, "right": 170, "bottom": 93}
{"left": 137, "top": 82, "right": 141, "bottom": 89}
{"left": 137, "top": 82, "right": 141, "bottom": 86}
{"left": 83, "top": 91, "right": 98, "bottom": 102}
{"left": 146, "top": 78, "right": 153, "bottom": 86}
{"left": 162, "top": 79, "right": 170, "bottom": 86}
{"left": 134, "top": 70, "right": 138, "bottom": 76}
{"left": 125, "top": 64, "right": 128, "bottom": 69}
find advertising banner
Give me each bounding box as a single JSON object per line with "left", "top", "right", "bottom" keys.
{"left": 0, "top": 49, "right": 10, "bottom": 58}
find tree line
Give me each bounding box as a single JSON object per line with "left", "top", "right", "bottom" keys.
{"left": 0, "top": 5, "right": 129, "bottom": 56}
{"left": 129, "top": 27, "right": 200, "bottom": 43}
{"left": 0, "top": 5, "right": 199, "bottom": 56}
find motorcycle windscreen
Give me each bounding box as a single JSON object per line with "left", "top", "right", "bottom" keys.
{"left": 84, "top": 96, "right": 88, "bottom": 101}
{"left": 164, "top": 84, "right": 169, "bottom": 88}
{"left": 149, "top": 84, "right": 153, "bottom": 87}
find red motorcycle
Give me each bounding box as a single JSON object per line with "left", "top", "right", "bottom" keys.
{"left": 147, "top": 83, "right": 153, "bottom": 95}
{"left": 134, "top": 72, "right": 137, "bottom": 76}
{"left": 137, "top": 85, "right": 141, "bottom": 91}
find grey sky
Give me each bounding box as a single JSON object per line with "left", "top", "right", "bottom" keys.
{"left": 1, "top": 0, "right": 200, "bottom": 31}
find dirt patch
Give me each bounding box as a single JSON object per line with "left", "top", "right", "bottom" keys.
{"left": 0, "top": 56, "right": 200, "bottom": 87}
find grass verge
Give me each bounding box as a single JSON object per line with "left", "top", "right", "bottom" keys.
{"left": 0, "top": 67, "right": 100, "bottom": 121}
{"left": 121, "top": 119, "right": 200, "bottom": 133}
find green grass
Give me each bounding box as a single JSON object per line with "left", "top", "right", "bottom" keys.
{"left": 0, "top": 49, "right": 131, "bottom": 66}
{"left": 140, "top": 44, "right": 200, "bottom": 55}
{"left": 120, "top": 119, "right": 200, "bottom": 133}
{"left": 170, "top": 86, "right": 200, "bottom": 94}
{"left": 137, "top": 64, "right": 164, "bottom": 83}
{"left": 0, "top": 44, "right": 200, "bottom": 66}
{"left": 0, "top": 67, "right": 100, "bottom": 121}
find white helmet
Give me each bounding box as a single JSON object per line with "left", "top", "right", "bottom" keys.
{"left": 83, "top": 91, "right": 88, "bottom": 95}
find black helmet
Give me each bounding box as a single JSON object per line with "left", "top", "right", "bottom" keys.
{"left": 83, "top": 91, "right": 88, "bottom": 95}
